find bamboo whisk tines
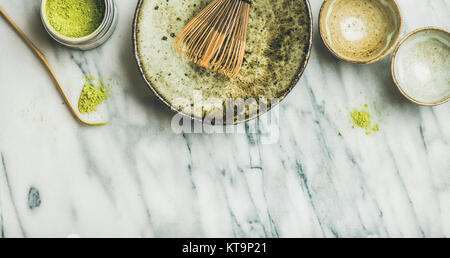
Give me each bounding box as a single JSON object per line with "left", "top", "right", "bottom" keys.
{"left": 174, "top": 0, "right": 251, "bottom": 78}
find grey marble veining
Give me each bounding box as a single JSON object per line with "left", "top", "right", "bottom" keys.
{"left": 0, "top": 0, "right": 449, "bottom": 237}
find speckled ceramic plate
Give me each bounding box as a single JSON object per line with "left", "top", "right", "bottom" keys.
{"left": 133, "top": 0, "right": 313, "bottom": 124}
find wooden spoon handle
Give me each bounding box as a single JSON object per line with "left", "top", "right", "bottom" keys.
{"left": 0, "top": 6, "right": 108, "bottom": 126}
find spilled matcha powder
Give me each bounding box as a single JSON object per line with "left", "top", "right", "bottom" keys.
{"left": 351, "top": 108, "right": 379, "bottom": 135}
{"left": 46, "top": 0, "right": 105, "bottom": 38}
{"left": 78, "top": 77, "right": 110, "bottom": 114}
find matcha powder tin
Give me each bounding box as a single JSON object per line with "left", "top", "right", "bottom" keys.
{"left": 46, "top": 0, "right": 105, "bottom": 38}
{"left": 41, "top": 0, "right": 118, "bottom": 50}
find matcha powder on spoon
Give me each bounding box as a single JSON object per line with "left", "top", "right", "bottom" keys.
{"left": 46, "top": 0, "right": 105, "bottom": 38}
{"left": 78, "top": 77, "right": 110, "bottom": 114}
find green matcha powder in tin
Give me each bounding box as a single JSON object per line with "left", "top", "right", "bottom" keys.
{"left": 46, "top": 0, "right": 105, "bottom": 38}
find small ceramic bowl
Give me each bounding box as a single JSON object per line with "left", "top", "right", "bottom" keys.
{"left": 391, "top": 27, "right": 450, "bottom": 106}
{"left": 319, "top": 0, "right": 402, "bottom": 64}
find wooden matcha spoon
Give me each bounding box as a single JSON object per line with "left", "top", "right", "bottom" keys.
{"left": 0, "top": 6, "right": 108, "bottom": 126}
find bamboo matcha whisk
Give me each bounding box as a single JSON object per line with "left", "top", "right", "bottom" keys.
{"left": 174, "top": 0, "right": 251, "bottom": 78}
{"left": 0, "top": 6, "right": 107, "bottom": 126}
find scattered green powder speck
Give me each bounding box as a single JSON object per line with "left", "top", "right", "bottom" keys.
{"left": 372, "top": 124, "right": 379, "bottom": 132}
{"left": 46, "top": 0, "right": 105, "bottom": 38}
{"left": 78, "top": 77, "right": 110, "bottom": 114}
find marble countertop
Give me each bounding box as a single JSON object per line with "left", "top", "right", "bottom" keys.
{"left": 0, "top": 0, "right": 449, "bottom": 238}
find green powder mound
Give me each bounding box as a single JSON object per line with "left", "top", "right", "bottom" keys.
{"left": 46, "top": 0, "right": 105, "bottom": 38}
{"left": 351, "top": 109, "right": 380, "bottom": 135}
{"left": 78, "top": 77, "right": 109, "bottom": 114}
{"left": 351, "top": 110, "right": 371, "bottom": 129}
